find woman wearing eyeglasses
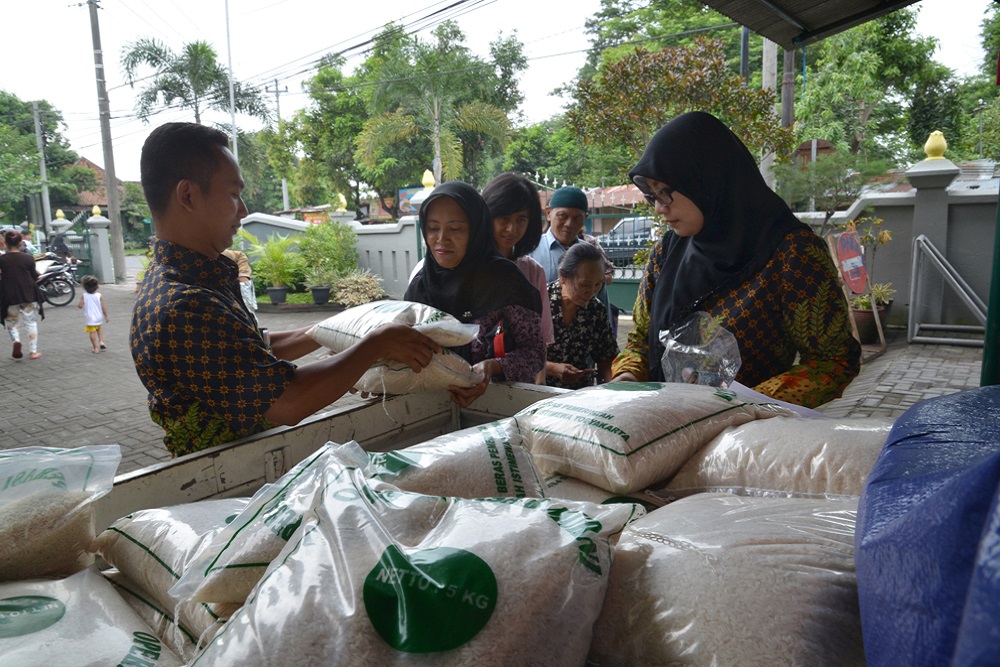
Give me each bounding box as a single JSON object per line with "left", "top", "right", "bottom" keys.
{"left": 611, "top": 111, "right": 860, "bottom": 408}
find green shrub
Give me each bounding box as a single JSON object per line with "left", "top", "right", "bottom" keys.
{"left": 299, "top": 221, "right": 359, "bottom": 285}
{"left": 332, "top": 270, "right": 388, "bottom": 307}
{"left": 240, "top": 230, "right": 306, "bottom": 288}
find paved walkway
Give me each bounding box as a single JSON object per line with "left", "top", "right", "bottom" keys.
{"left": 0, "top": 278, "right": 985, "bottom": 474}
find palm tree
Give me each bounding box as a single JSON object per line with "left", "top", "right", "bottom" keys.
{"left": 121, "top": 38, "right": 270, "bottom": 125}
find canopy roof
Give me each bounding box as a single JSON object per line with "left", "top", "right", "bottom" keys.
{"left": 699, "top": 0, "right": 922, "bottom": 49}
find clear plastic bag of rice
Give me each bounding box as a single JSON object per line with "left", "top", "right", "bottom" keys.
{"left": 542, "top": 473, "right": 664, "bottom": 512}
{"left": 0, "top": 445, "right": 120, "bottom": 581}
{"left": 369, "top": 419, "right": 545, "bottom": 499}
{"left": 656, "top": 416, "right": 894, "bottom": 500}
{"left": 0, "top": 565, "right": 184, "bottom": 667}
{"left": 190, "top": 442, "right": 642, "bottom": 667}
{"left": 589, "top": 493, "right": 865, "bottom": 667}
{"left": 104, "top": 568, "right": 241, "bottom": 662}
{"left": 93, "top": 498, "right": 249, "bottom": 655}
{"left": 514, "top": 383, "right": 791, "bottom": 494}
{"left": 307, "top": 300, "right": 484, "bottom": 393}
{"left": 173, "top": 446, "right": 337, "bottom": 605}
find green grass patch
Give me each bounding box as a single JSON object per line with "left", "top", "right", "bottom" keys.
{"left": 257, "top": 291, "right": 313, "bottom": 305}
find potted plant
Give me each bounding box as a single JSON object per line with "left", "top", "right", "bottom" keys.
{"left": 242, "top": 231, "right": 305, "bottom": 305}
{"left": 305, "top": 264, "right": 341, "bottom": 305}
{"left": 841, "top": 215, "right": 894, "bottom": 343}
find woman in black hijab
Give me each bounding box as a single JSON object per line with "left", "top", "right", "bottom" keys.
{"left": 611, "top": 112, "right": 860, "bottom": 408}
{"left": 405, "top": 181, "right": 545, "bottom": 407}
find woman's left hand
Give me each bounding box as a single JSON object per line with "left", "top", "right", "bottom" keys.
{"left": 447, "top": 360, "right": 494, "bottom": 408}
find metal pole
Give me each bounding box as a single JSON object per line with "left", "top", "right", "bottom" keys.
{"left": 31, "top": 101, "right": 52, "bottom": 241}
{"left": 88, "top": 0, "right": 127, "bottom": 284}
{"left": 979, "top": 99, "right": 984, "bottom": 160}
{"left": 740, "top": 27, "right": 750, "bottom": 81}
{"left": 266, "top": 78, "right": 291, "bottom": 211}
{"left": 224, "top": 0, "right": 238, "bottom": 161}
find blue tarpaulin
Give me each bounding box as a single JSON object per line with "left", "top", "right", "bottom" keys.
{"left": 855, "top": 386, "right": 1000, "bottom": 666}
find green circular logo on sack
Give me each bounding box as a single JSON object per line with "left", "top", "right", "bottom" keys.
{"left": 0, "top": 596, "right": 66, "bottom": 638}
{"left": 364, "top": 545, "right": 497, "bottom": 653}
{"left": 601, "top": 381, "right": 664, "bottom": 392}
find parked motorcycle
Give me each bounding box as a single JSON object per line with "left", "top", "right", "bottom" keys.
{"left": 36, "top": 256, "right": 76, "bottom": 307}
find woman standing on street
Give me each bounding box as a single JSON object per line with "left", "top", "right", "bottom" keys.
{"left": 0, "top": 230, "right": 44, "bottom": 360}
{"left": 611, "top": 111, "right": 860, "bottom": 407}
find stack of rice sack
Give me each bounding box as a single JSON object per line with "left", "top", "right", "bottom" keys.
{"left": 168, "top": 441, "right": 641, "bottom": 666}
{"left": 307, "top": 300, "right": 484, "bottom": 394}
{"left": 509, "top": 383, "right": 892, "bottom": 665}
{"left": 0, "top": 445, "right": 183, "bottom": 666}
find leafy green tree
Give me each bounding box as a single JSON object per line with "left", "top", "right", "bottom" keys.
{"left": 121, "top": 38, "right": 270, "bottom": 124}
{"left": 502, "top": 117, "right": 628, "bottom": 186}
{"left": 354, "top": 22, "right": 519, "bottom": 186}
{"left": 908, "top": 64, "right": 966, "bottom": 160}
{"left": 0, "top": 123, "right": 37, "bottom": 220}
{"left": 568, "top": 39, "right": 793, "bottom": 165}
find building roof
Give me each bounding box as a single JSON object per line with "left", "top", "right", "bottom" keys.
{"left": 66, "top": 157, "right": 125, "bottom": 212}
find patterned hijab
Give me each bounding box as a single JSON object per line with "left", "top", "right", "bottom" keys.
{"left": 629, "top": 111, "right": 809, "bottom": 380}
{"left": 404, "top": 181, "right": 541, "bottom": 323}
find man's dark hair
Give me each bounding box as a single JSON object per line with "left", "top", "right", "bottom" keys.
{"left": 558, "top": 239, "right": 604, "bottom": 278}
{"left": 481, "top": 173, "right": 543, "bottom": 259}
{"left": 140, "top": 123, "right": 231, "bottom": 216}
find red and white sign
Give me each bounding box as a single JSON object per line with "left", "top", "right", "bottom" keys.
{"left": 836, "top": 231, "right": 868, "bottom": 295}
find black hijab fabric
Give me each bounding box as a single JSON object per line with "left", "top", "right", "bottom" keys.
{"left": 629, "top": 111, "right": 810, "bottom": 380}
{"left": 404, "top": 181, "right": 541, "bottom": 323}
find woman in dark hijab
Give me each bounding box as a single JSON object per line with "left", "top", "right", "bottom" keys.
{"left": 611, "top": 111, "right": 860, "bottom": 407}
{"left": 405, "top": 181, "right": 545, "bottom": 407}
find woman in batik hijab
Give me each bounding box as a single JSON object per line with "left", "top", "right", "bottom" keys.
{"left": 405, "top": 181, "right": 545, "bottom": 407}
{"left": 611, "top": 111, "right": 860, "bottom": 407}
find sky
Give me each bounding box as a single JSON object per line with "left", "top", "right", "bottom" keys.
{"left": 0, "top": 0, "right": 993, "bottom": 183}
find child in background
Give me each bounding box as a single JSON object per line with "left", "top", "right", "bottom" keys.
{"left": 77, "top": 275, "right": 109, "bottom": 353}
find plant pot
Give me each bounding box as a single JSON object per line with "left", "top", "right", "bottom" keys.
{"left": 310, "top": 285, "right": 331, "bottom": 305}
{"left": 266, "top": 286, "right": 289, "bottom": 305}
{"left": 852, "top": 300, "right": 893, "bottom": 345}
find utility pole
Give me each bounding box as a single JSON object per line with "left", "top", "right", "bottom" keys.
{"left": 31, "top": 102, "right": 53, "bottom": 241}
{"left": 225, "top": 0, "right": 238, "bottom": 161}
{"left": 760, "top": 38, "right": 778, "bottom": 190}
{"left": 266, "top": 78, "right": 290, "bottom": 211}
{"left": 87, "top": 0, "right": 126, "bottom": 284}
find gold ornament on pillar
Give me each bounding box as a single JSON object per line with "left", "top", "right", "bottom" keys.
{"left": 924, "top": 131, "right": 947, "bottom": 160}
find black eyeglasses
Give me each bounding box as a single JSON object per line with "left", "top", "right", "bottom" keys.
{"left": 643, "top": 186, "right": 675, "bottom": 207}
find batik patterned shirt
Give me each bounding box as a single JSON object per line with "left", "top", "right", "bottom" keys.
{"left": 612, "top": 227, "right": 861, "bottom": 408}
{"left": 130, "top": 241, "right": 295, "bottom": 456}
{"left": 545, "top": 281, "right": 619, "bottom": 389}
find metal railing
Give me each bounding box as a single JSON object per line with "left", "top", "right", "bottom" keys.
{"left": 908, "top": 234, "right": 987, "bottom": 347}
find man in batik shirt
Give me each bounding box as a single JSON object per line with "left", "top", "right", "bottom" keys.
{"left": 130, "top": 123, "right": 439, "bottom": 456}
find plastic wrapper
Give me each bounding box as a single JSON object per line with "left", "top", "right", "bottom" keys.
{"left": 657, "top": 416, "right": 893, "bottom": 500}
{"left": 369, "top": 419, "right": 545, "bottom": 499}
{"left": 190, "top": 443, "right": 642, "bottom": 666}
{"left": 855, "top": 386, "right": 1000, "bottom": 667}
{"left": 514, "top": 382, "right": 791, "bottom": 494}
{"left": 307, "top": 300, "right": 484, "bottom": 393}
{"left": 0, "top": 565, "right": 184, "bottom": 667}
{"left": 104, "top": 569, "right": 241, "bottom": 662}
{"left": 93, "top": 497, "right": 249, "bottom": 654}
{"left": 174, "top": 447, "right": 335, "bottom": 605}
{"left": 589, "top": 493, "right": 864, "bottom": 667}
{"left": 542, "top": 473, "right": 664, "bottom": 512}
{"left": 658, "top": 311, "right": 741, "bottom": 387}
{"left": 0, "top": 445, "right": 120, "bottom": 581}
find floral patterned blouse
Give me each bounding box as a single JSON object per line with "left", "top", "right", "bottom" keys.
{"left": 545, "top": 281, "right": 620, "bottom": 389}
{"left": 612, "top": 227, "right": 861, "bottom": 408}
{"left": 467, "top": 304, "right": 545, "bottom": 384}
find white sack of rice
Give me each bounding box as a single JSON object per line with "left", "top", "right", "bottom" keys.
{"left": 543, "top": 473, "right": 664, "bottom": 512}
{"left": 191, "top": 443, "right": 642, "bottom": 667}
{"left": 0, "top": 445, "right": 120, "bottom": 581}
{"left": 307, "top": 300, "right": 484, "bottom": 394}
{"left": 174, "top": 446, "right": 337, "bottom": 605}
{"left": 93, "top": 498, "right": 249, "bottom": 644}
{"left": 370, "top": 419, "right": 545, "bottom": 499}
{"left": 104, "top": 568, "right": 241, "bottom": 662}
{"left": 658, "top": 416, "right": 894, "bottom": 500}
{"left": 514, "top": 383, "right": 791, "bottom": 494}
{"left": 589, "top": 493, "right": 865, "bottom": 667}
{"left": 0, "top": 565, "right": 184, "bottom": 667}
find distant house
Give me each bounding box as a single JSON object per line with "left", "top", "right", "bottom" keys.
{"left": 58, "top": 157, "right": 127, "bottom": 219}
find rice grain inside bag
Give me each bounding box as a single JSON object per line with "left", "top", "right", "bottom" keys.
{"left": 192, "top": 447, "right": 642, "bottom": 667}
{"left": 369, "top": 419, "right": 545, "bottom": 499}
{"left": 658, "top": 416, "right": 894, "bottom": 500}
{"left": 307, "top": 300, "right": 483, "bottom": 394}
{"left": 589, "top": 494, "right": 865, "bottom": 667}
{"left": 0, "top": 566, "right": 184, "bottom": 667}
{"left": 515, "top": 383, "right": 791, "bottom": 494}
